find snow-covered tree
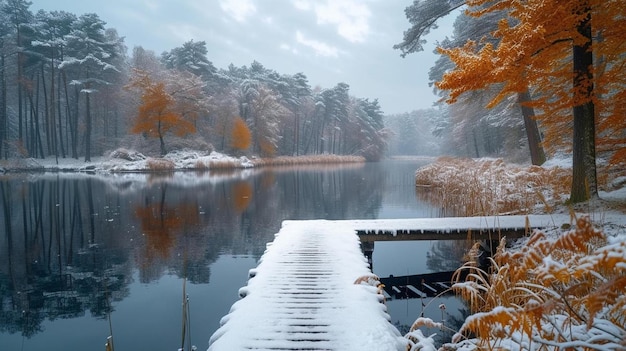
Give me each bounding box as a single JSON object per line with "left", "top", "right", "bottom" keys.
{"left": 385, "top": 108, "right": 443, "bottom": 156}
{"left": 60, "top": 13, "right": 121, "bottom": 161}
{"left": 397, "top": 0, "right": 546, "bottom": 165}
{"left": 2, "top": 0, "right": 33, "bottom": 145}
{"left": 161, "top": 40, "right": 217, "bottom": 80}
{"left": 249, "top": 84, "right": 287, "bottom": 156}
{"left": 0, "top": 4, "right": 9, "bottom": 158}
{"left": 436, "top": 0, "right": 626, "bottom": 202}
{"left": 30, "top": 10, "right": 77, "bottom": 159}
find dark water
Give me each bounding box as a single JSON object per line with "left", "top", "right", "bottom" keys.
{"left": 0, "top": 159, "right": 466, "bottom": 350}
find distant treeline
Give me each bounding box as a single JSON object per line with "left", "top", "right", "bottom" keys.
{"left": 0, "top": 0, "right": 388, "bottom": 162}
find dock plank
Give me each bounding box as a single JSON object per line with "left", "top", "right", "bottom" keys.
{"left": 209, "top": 220, "right": 406, "bottom": 351}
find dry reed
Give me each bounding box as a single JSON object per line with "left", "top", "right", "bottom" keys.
{"left": 448, "top": 216, "right": 626, "bottom": 350}
{"left": 147, "top": 158, "right": 175, "bottom": 171}
{"left": 415, "top": 157, "right": 571, "bottom": 216}
{"left": 251, "top": 154, "right": 366, "bottom": 167}
{"left": 192, "top": 159, "right": 243, "bottom": 170}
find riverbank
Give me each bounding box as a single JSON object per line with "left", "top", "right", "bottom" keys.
{"left": 409, "top": 156, "right": 626, "bottom": 351}
{"left": 0, "top": 149, "right": 366, "bottom": 173}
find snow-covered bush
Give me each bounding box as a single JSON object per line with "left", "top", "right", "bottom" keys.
{"left": 109, "top": 148, "right": 146, "bottom": 161}
{"left": 444, "top": 216, "right": 626, "bottom": 351}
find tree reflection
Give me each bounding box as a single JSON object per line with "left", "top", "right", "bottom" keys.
{"left": 0, "top": 163, "right": 387, "bottom": 339}
{"left": 0, "top": 177, "right": 132, "bottom": 338}
{"left": 426, "top": 241, "right": 470, "bottom": 273}
{"left": 134, "top": 184, "right": 204, "bottom": 282}
{"left": 231, "top": 181, "right": 253, "bottom": 213}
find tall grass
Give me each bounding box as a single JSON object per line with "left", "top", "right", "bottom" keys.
{"left": 193, "top": 159, "right": 242, "bottom": 170}
{"left": 251, "top": 154, "right": 366, "bottom": 167}
{"left": 146, "top": 158, "right": 175, "bottom": 171}
{"left": 192, "top": 154, "right": 364, "bottom": 170}
{"left": 415, "top": 157, "right": 571, "bottom": 216}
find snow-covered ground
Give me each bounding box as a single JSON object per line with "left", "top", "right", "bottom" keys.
{"left": 0, "top": 149, "right": 254, "bottom": 173}
{"left": 408, "top": 157, "right": 626, "bottom": 351}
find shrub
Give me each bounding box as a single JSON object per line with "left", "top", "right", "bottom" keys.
{"left": 146, "top": 158, "right": 175, "bottom": 171}
{"left": 109, "top": 148, "right": 146, "bottom": 161}
{"left": 446, "top": 216, "right": 626, "bottom": 350}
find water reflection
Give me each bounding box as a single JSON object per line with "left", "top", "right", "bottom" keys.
{"left": 2, "top": 161, "right": 418, "bottom": 349}
{"left": 371, "top": 239, "right": 472, "bottom": 337}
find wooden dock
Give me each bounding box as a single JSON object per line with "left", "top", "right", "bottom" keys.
{"left": 209, "top": 220, "right": 407, "bottom": 350}
{"left": 354, "top": 214, "right": 567, "bottom": 242}
{"left": 209, "top": 215, "right": 568, "bottom": 350}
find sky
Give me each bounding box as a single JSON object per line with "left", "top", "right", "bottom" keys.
{"left": 30, "top": 0, "right": 458, "bottom": 115}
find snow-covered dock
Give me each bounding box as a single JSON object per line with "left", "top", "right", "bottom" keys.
{"left": 209, "top": 220, "right": 407, "bottom": 351}
{"left": 209, "top": 215, "right": 570, "bottom": 350}
{"left": 354, "top": 214, "right": 570, "bottom": 241}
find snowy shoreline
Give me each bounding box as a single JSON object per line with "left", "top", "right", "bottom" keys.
{"left": 0, "top": 150, "right": 367, "bottom": 174}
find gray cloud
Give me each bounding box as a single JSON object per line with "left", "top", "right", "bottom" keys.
{"left": 31, "top": 0, "right": 456, "bottom": 114}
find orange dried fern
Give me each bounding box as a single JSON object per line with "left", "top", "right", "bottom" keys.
{"left": 451, "top": 216, "right": 626, "bottom": 349}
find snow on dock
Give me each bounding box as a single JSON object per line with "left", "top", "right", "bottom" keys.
{"left": 354, "top": 214, "right": 571, "bottom": 241}
{"left": 209, "top": 220, "right": 407, "bottom": 351}
{"left": 209, "top": 215, "right": 569, "bottom": 350}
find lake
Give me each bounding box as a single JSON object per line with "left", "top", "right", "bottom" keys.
{"left": 0, "top": 159, "right": 468, "bottom": 350}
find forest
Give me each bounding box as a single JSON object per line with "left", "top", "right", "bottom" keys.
{"left": 1, "top": 0, "right": 624, "bottom": 201}
{"left": 395, "top": 0, "right": 625, "bottom": 203}
{"left": 0, "top": 0, "right": 389, "bottom": 163}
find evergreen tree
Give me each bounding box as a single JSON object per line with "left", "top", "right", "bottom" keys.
{"left": 60, "top": 13, "right": 121, "bottom": 161}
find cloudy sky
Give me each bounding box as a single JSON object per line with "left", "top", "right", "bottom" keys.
{"left": 31, "top": 0, "right": 457, "bottom": 115}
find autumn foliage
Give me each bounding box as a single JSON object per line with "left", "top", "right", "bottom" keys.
{"left": 127, "top": 70, "right": 197, "bottom": 155}
{"left": 435, "top": 0, "right": 626, "bottom": 201}
{"left": 436, "top": 0, "right": 625, "bottom": 150}
{"left": 449, "top": 216, "right": 626, "bottom": 350}
{"left": 231, "top": 181, "right": 253, "bottom": 213}
{"left": 135, "top": 201, "right": 199, "bottom": 264}
{"left": 230, "top": 116, "right": 251, "bottom": 151}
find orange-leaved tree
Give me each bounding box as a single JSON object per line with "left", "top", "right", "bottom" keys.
{"left": 435, "top": 0, "right": 626, "bottom": 203}
{"left": 230, "top": 116, "right": 251, "bottom": 152}
{"left": 127, "top": 70, "right": 197, "bottom": 156}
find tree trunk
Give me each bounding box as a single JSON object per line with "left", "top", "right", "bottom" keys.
{"left": 17, "top": 34, "right": 23, "bottom": 143}
{"left": 56, "top": 71, "right": 66, "bottom": 158}
{"left": 85, "top": 92, "right": 92, "bottom": 162}
{"left": 41, "top": 64, "right": 51, "bottom": 155}
{"left": 516, "top": 90, "right": 546, "bottom": 165}
{"left": 31, "top": 75, "right": 44, "bottom": 158}
{"left": 472, "top": 128, "right": 480, "bottom": 158}
{"left": 570, "top": 3, "right": 597, "bottom": 203}
{"left": 293, "top": 110, "right": 300, "bottom": 156}
{"left": 62, "top": 72, "right": 78, "bottom": 159}
{"left": 158, "top": 120, "right": 167, "bottom": 156}
{"left": 159, "top": 135, "right": 167, "bottom": 156}
{"left": 49, "top": 52, "right": 58, "bottom": 162}
{"left": 0, "top": 53, "right": 6, "bottom": 159}
{"left": 85, "top": 93, "right": 91, "bottom": 162}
